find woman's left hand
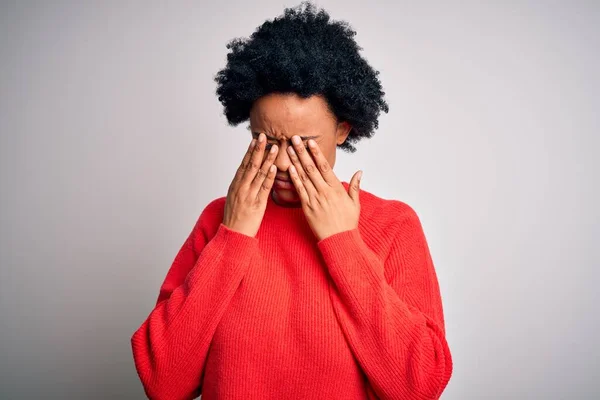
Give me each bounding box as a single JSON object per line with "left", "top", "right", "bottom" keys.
{"left": 287, "top": 135, "right": 362, "bottom": 241}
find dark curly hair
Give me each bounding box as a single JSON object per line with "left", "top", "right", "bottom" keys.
{"left": 214, "top": 1, "right": 389, "bottom": 153}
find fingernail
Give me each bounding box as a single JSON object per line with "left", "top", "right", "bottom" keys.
{"left": 358, "top": 171, "right": 363, "bottom": 181}
{"left": 258, "top": 133, "right": 265, "bottom": 142}
{"left": 292, "top": 136, "right": 301, "bottom": 145}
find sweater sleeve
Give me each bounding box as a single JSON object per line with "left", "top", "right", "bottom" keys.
{"left": 316, "top": 205, "right": 452, "bottom": 400}
{"left": 131, "top": 210, "right": 259, "bottom": 400}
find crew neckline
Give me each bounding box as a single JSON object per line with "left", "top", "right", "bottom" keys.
{"left": 265, "top": 181, "right": 350, "bottom": 220}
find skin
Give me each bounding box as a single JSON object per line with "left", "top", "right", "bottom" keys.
{"left": 249, "top": 93, "right": 351, "bottom": 207}
{"left": 222, "top": 132, "right": 279, "bottom": 238}
{"left": 223, "top": 92, "right": 364, "bottom": 240}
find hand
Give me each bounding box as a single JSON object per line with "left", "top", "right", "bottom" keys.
{"left": 223, "top": 133, "right": 279, "bottom": 237}
{"left": 286, "top": 135, "right": 362, "bottom": 241}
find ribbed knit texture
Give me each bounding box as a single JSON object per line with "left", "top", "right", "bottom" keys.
{"left": 131, "top": 182, "right": 453, "bottom": 400}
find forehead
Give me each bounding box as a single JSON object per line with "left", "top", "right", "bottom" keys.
{"left": 249, "top": 93, "right": 335, "bottom": 137}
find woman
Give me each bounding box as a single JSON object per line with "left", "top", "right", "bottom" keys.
{"left": 131, "top": 3, "right": 453, "bottom": 399}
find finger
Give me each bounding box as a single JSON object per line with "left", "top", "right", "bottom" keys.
{"left": 307, "top": 139, "right": 338, "bottom": 186}
{"left": 256, "top": 164, "right": 278, "bottom": 204}
{"left": 287, "top": 145, "right": 317, "bottom": 197}
{"left": 288, "top": 164, "right": 310, "bottom": 204}
{"left": 287, "top": 142, "right": 317, "bottom": 197}
{"left": 234, "top": 138, "right": 257, "bottom": 184}
{"left": 348, "top": 170, "right": 362, "bottom": 206}
{"left": 241, "top": 133, "right": 267, "bottom": 184}
{"left": 289, "top": 136, "right": 326, "bottom": 191}
{"left": 250, "top": 143, "right": 278, "bottom": 194}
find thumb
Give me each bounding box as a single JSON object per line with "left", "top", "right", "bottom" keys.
{"left": 348, "top": 170, "right": 362, "bottom": 205}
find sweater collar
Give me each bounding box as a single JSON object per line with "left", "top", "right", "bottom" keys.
{"left": 265, "top": 181, "right": 350, "bottom": 219}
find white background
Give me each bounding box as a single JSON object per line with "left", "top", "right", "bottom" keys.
{"left": 1, "top": 1, "right": 598, "bottom": 399}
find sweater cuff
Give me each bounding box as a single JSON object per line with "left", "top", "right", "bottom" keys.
{"left": 213, "top": 223, "right": 259, "bottom": 260}
{"left": 317, "top": 228, "right": 363, "bottom": 262}
{"left": 186, "top": 222, "right": 259, "bottom": 287}
{"left": 317, "top": 228, "right": 385, "bottom": 285}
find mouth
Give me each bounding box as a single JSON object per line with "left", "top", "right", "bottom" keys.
{"left": 274, "top": 177, "right": 295, "bottom": 190}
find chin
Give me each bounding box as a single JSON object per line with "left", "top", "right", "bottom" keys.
{"left": 273, "top": 188, "right": 300, "bottom": 202}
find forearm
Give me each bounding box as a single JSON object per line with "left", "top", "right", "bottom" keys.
{"left": 319, "top": 228, "right": 452, "bottom": 399}
{"left": 131, "top": 224, "right": 258, "bottom": 399}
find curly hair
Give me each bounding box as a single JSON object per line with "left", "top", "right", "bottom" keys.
{"left": 214, "top": 1, "right": 389, "bottom": 153}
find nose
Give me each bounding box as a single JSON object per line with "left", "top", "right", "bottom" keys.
{"left": 273, "top": 141, "right": 292, "bottom": 173}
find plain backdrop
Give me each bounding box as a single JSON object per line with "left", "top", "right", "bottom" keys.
{"left": 1, "top": 1, "right": 598, "bottom": 399}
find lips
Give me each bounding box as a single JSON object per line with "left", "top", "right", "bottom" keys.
{"left": 274, "top": 177, "right": 295, "bottom": 190}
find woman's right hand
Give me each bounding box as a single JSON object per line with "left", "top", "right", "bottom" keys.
{"left": 223, "top": 133, "right": 279, "bottom": 237}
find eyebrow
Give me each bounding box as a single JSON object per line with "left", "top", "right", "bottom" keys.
{"left": 251, "top": 131, "right": 319, "bottom": 141}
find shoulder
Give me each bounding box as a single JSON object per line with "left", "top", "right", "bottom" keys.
{"left": 357, "top": 187, "right": 429, "bottom": 260}
{"left": 198, "top": 196, "right": 227, "bottom": 224}
{"left": 358, "top": 187, "right": 422, "bottom": 229}
{"left": 189, "top": 196, "right": 227, "bottom": 250}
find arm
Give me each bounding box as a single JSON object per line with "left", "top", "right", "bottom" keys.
{"left": 131, "top": 206, "right": 258, "bottom": 400}
{"left": 317, "top": 203, "right": 452, "bottom": 399}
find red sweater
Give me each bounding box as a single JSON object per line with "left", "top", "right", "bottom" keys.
{"left": 131, "top": 182, "right": 452, "bottom": 399}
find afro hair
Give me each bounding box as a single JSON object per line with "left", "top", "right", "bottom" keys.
{"left": 214, "top": 1, "right": 389, "bottom": 153}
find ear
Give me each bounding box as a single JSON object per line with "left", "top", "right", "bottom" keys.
{"left": 336, "top": 121, "right": 352, "bottom": 145}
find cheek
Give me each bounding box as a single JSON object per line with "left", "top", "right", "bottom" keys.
{"left": 315, "top": 144, "right": 335, "bottom": 166}
{"left": 327, "top": 152, "right": 336, "bottom": 168}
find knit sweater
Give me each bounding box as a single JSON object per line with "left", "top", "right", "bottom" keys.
{"left": 131, "top": 182, "right": 453, "bottom": 400}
